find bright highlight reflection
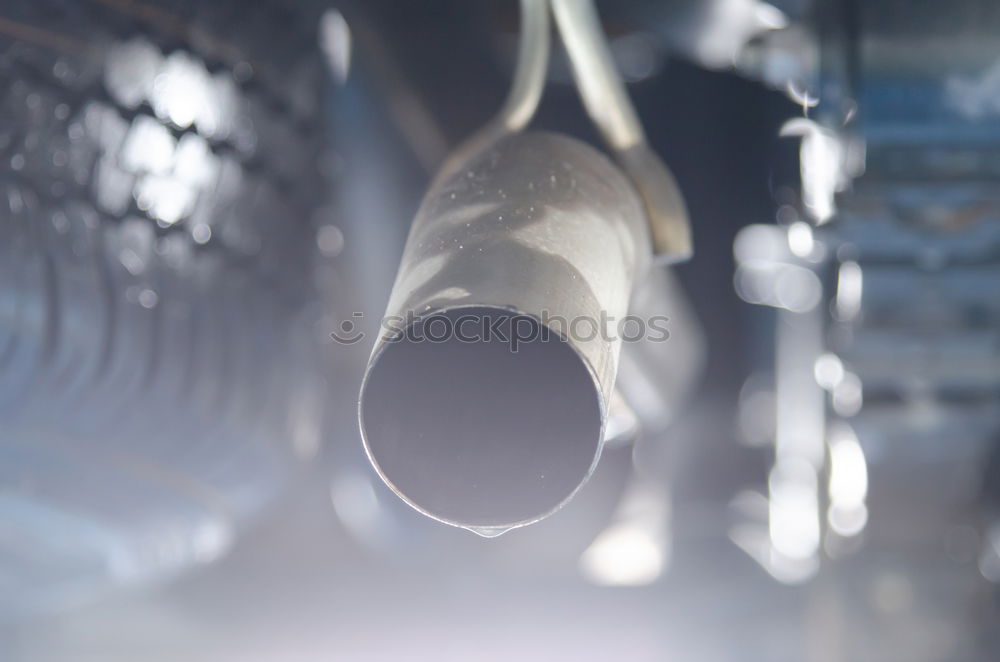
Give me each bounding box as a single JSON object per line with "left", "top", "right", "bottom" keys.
{"left": 827, "top": 425, "right": 868, "bottom": 537}
{"left": 580, "top": 523, "right": 664, "bottom": 586}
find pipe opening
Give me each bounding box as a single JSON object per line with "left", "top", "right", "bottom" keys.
{"left": 359, "top": 307, "right": 604, "bottom": 531}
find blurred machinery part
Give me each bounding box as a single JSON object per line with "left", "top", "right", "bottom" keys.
{"left": 731, "top": 0, "right": 1000, "bottom": 657}
{"left": 0, "top": 0, "right": 333, "bottom": 616}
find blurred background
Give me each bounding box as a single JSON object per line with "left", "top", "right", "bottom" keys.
{"left": 1, "top": 0, "right": 999, "bottom": 660}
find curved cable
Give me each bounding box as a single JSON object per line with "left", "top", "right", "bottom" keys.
{"left": 436, "top": 0, "right": 550, "bottom": 181}
{"left": 496, "top": 0, "right": 551, "bottom": 132}
{"left": 550, "top": 0, "right": 645, "bottom": 151}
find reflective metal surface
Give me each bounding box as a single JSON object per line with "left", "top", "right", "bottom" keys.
{"left": 360, "top": 131, "right": 650, "bottom": 534}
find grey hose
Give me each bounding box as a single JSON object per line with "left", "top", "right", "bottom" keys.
{"left": 550, "top": 0, "right": 646, "bottom": 151}
{"left": 497, "top": 0, "right": 551, "bottom": 131}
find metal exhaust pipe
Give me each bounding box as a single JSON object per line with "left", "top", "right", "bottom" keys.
{"left": 359, "top": 131, "right": 650, "bottom": 535}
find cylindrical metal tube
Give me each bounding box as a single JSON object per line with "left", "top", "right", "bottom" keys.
{"left": 359, "top": 131, "right": 650, "bottom": 534}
